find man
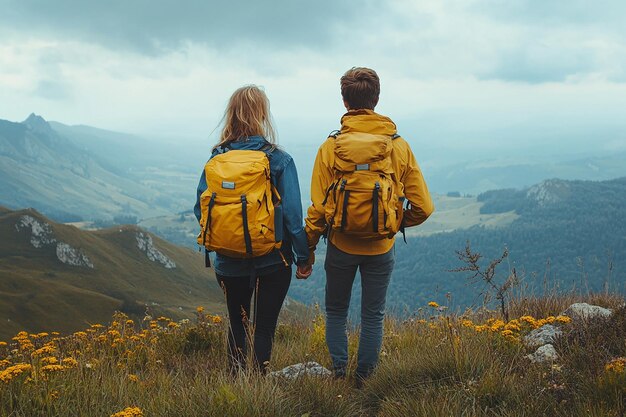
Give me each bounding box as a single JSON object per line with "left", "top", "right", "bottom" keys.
{"left": 300, "top": 67, "right": 434, "bottom": 384}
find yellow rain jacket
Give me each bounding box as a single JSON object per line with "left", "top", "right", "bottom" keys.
{"left": 305, "top": 109, "right": 434, "bottom": 255}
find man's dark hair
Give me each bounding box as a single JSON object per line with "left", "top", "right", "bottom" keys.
{"left": 340, "top": 67, "right": 380, "bottom": 110}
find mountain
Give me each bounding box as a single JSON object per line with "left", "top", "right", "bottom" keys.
{"left": 0, "top": 114, "right": 190, "bottom": 222}
{"left": 0, "top": 206, "right": 224, "bottom": 340}
{"left": 288, "top": 177, "right": 626, "bottom": 313}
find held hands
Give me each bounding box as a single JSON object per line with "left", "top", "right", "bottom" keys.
{"left": 296, "top": 264, "right": 312, "bottom": 279}
{"left": 295, "top": 249, "right": 315, "bottom": 279}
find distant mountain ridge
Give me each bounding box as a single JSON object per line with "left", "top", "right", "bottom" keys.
{"left": 0, "top": 206, "right": 224, "bottom": 339}
{"left": 0, "top": 114, "right": 189, "bottom": 222}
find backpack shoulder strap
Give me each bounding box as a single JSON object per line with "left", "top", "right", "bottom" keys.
{"left": 328, "top": 130, "right": 340, "bottom": 139}
{"left": 391, "top": 133, "right": 401, "bottom": 140}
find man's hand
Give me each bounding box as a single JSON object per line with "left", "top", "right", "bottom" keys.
{"left": 296, "top": 263, "right": 313, "bottom": 279}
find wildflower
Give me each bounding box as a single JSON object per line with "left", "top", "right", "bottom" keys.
{"left": 428, "top": 301, "right": 440, "bottom": 308}
{"left": 555, "top": 315, "right": 572, "bottom": 324}
{"left": 40, "top": 364, "right": 64, "bottom": 375}
{"left": 126, "top": 320, "right": 135, "bottom": 326}
{"left": 0, "top": 359, "right": 10, "bottom": 369}
{"left": 196, "top": 306, "right": 204, "bottom": 313}
{"left": 489, "top": 319, "right": 505, "bottom": 331}
{"left": 110, "top": 406, "right": 144, "bottom": 417}
{"left": 605, "top": 357, "right": 626, "bottom": 374}
{"left": 0, "top": 341, "right": 7, "bottom": 348}
{"left": 32, "top": 345, "right": 57, "bottom": 357}
{"left": 128, "top": 374, "right": 139, "bottom": 382}
{"left": 0, "top": 363, "right": 32, "bottom": 383}
{"left": 61, "top": 358, "right": 78, "bottom": 368}
{"left": 212, "top": 315, "right": 223, "bottom": 324}
{"left": 51, "top": 332, "right": 60, "bottom": 336}
{"left": 461, "top": 319, "right": 474, "bottom": 328}
{"left": 37, "top": 332, "right": 49, "bottom": 338}
{"left": 74, "top": 331, "right": 88, "bottom": 338}
{"left": 167, "top": 322, "right": 179, "bottom": 329}
{"left": 41, "top": 356, "right": 59, "bottom": 365}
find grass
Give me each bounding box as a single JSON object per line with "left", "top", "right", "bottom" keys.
{"left": 1, "top": 293, "right": 625, "bottom": 417}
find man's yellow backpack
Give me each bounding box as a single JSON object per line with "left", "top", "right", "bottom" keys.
{"left": 196, "top": 145, "right": 282, "bottom": 259}
{"left": 323, "top": 131, "right": 405, "bottom": 240}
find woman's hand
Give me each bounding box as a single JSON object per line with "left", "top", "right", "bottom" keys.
{"left": 296, "top": 264, "right": 313, "bottom": 279}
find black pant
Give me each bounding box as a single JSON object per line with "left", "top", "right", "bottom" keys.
{"left": 216, "top": 266, "right": 291, "bottom": 374}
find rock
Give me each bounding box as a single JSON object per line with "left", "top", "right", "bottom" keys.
{"left": 268, "top": 362, "right": 332, "bottom": 379}
{"left": 56, "top": 242, "right": 94, "bottom": 269}
{"left": 526, "top": 344, "right": 558, "bottom": 363}
{"left": 562, "top": 303, "right": 612, "bottom": 321}
{"left": 136, "top": 232, "right": 176, "bottom": 269}
{"left": 524, "top": 324, "right": 563, "bottom": 348}
{"left": 15, "top": 215, "right": 56, "bottom": 248}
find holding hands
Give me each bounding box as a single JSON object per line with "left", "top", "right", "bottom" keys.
{"left": 295, "top": 249, "right": 315, "bottom": 279}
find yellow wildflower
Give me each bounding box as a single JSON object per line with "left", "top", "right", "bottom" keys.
{"left": 40, "top": 364, "right": 64, "bottom": 375}
{"left": 605, "top": 357, "right": 626, "bottom": 374}
{"left": 74, "top": 331, "right": 88, "bottom": 338}
{"left": 196, "top": 306, "right": 204, "bottom": 313}
{"left": 32, "top": 345, "right": 57, "bottom": 357}
{"left": 427, "top": 301, "right": 439, "bottom": 308}
{"left": 41, "top": 356, "right": 58, "bottom": 365}
{"left": 0, "top": 359, "right": 11, "bottom": 369}
{"left": 167, "top": 322, "right": 179, "bottom": 329}
{"left": 555, "top": 315, "right": 572, "bottom": 324}
{"left": 0, "top": 341, "right": 7, "bottom": 348}
{"left": 461, "top": 319, "right": 474, "bottom": 328}
{"left": 110, "top": 406, "right": 144, "bottom": 417}
{"left": 61, "top": 358, "right": 78, "bottom": 368}
{"left": 212, "top": 315, "right": 223, "bottom": 324}
{"left": 489, "top": 320, "right": 505, "bottom": 331}
{"left": 128, "top": 374, "right": 140, "bottom": 382}
{"left": 0, "top": 363, "right": 32, "bottom": 383}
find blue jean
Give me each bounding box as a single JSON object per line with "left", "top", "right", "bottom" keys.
{"left": 324, "top": 243, "right": 395, "bottom": 378}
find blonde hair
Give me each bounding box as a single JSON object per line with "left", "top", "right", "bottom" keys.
{"left": 214, "top": 85, "right": 276, "bottom": 150}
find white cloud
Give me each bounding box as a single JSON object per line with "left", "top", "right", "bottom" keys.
{"left": 0, "top": 0, "right": 625, "bottom": 159}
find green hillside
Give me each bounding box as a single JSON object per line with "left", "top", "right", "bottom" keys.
{"left": 289, "top": 177, "right": 626, "bottom": 312}
{"left": 0, "top": 206, "right": 224, "bottom": 339}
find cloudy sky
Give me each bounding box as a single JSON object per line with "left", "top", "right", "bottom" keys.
{"left": 1, "top": 0, "right": 625, "bottom": 161}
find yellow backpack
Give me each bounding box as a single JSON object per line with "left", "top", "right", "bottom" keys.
{"left": 196, "top": 145, "right": 282, "bottom": 259}
{"left": 323, "top": 131, "right": 405, "bottom": 240}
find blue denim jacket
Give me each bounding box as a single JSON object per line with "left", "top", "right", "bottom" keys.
{"left": 193, "top": 136, "right": 309, "bottom": 277}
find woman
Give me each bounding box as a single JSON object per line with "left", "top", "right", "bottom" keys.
{"left": 193, "top": 85, "right": 310, "bottom": 374}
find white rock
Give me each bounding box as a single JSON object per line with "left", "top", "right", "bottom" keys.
{"left": 268, "top": 362, "right": 332, "bottom": 379}
{"left": 15, "top": 215, "right": 56, "bottom": 248}
{"left": 526, "top": 344, "right": 558, "bottom": 363}
{"left": 56, "top": 242, "right": 94, "bottom": 268}
{"left": 524, "top": 324, "right": 563, "bottom": 348}
{"left": 136, "top": 232, "right": 176, "bottom": 269}
{"left": 562, "top": 303, "right": 612, "bottom": 321}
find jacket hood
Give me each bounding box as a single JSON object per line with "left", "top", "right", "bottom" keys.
{"left": 340, "top": 109, "right": 397, "bottom": 136}
{"left": 216, "top": 136, "right": 270, "bottom": 152}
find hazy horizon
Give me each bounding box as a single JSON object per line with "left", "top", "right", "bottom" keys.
{"left": 1, "top": 0, "right": 626, "bottom": 165}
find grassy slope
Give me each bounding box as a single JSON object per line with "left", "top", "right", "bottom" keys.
{"left": 406, "top": 194, "right": 519, "bottom": 237}
{"left": 0, "top": 207, "right": 224, "bottom": 339}
{"left": 0, "top": 293, "right": 624, "bottom": 417}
